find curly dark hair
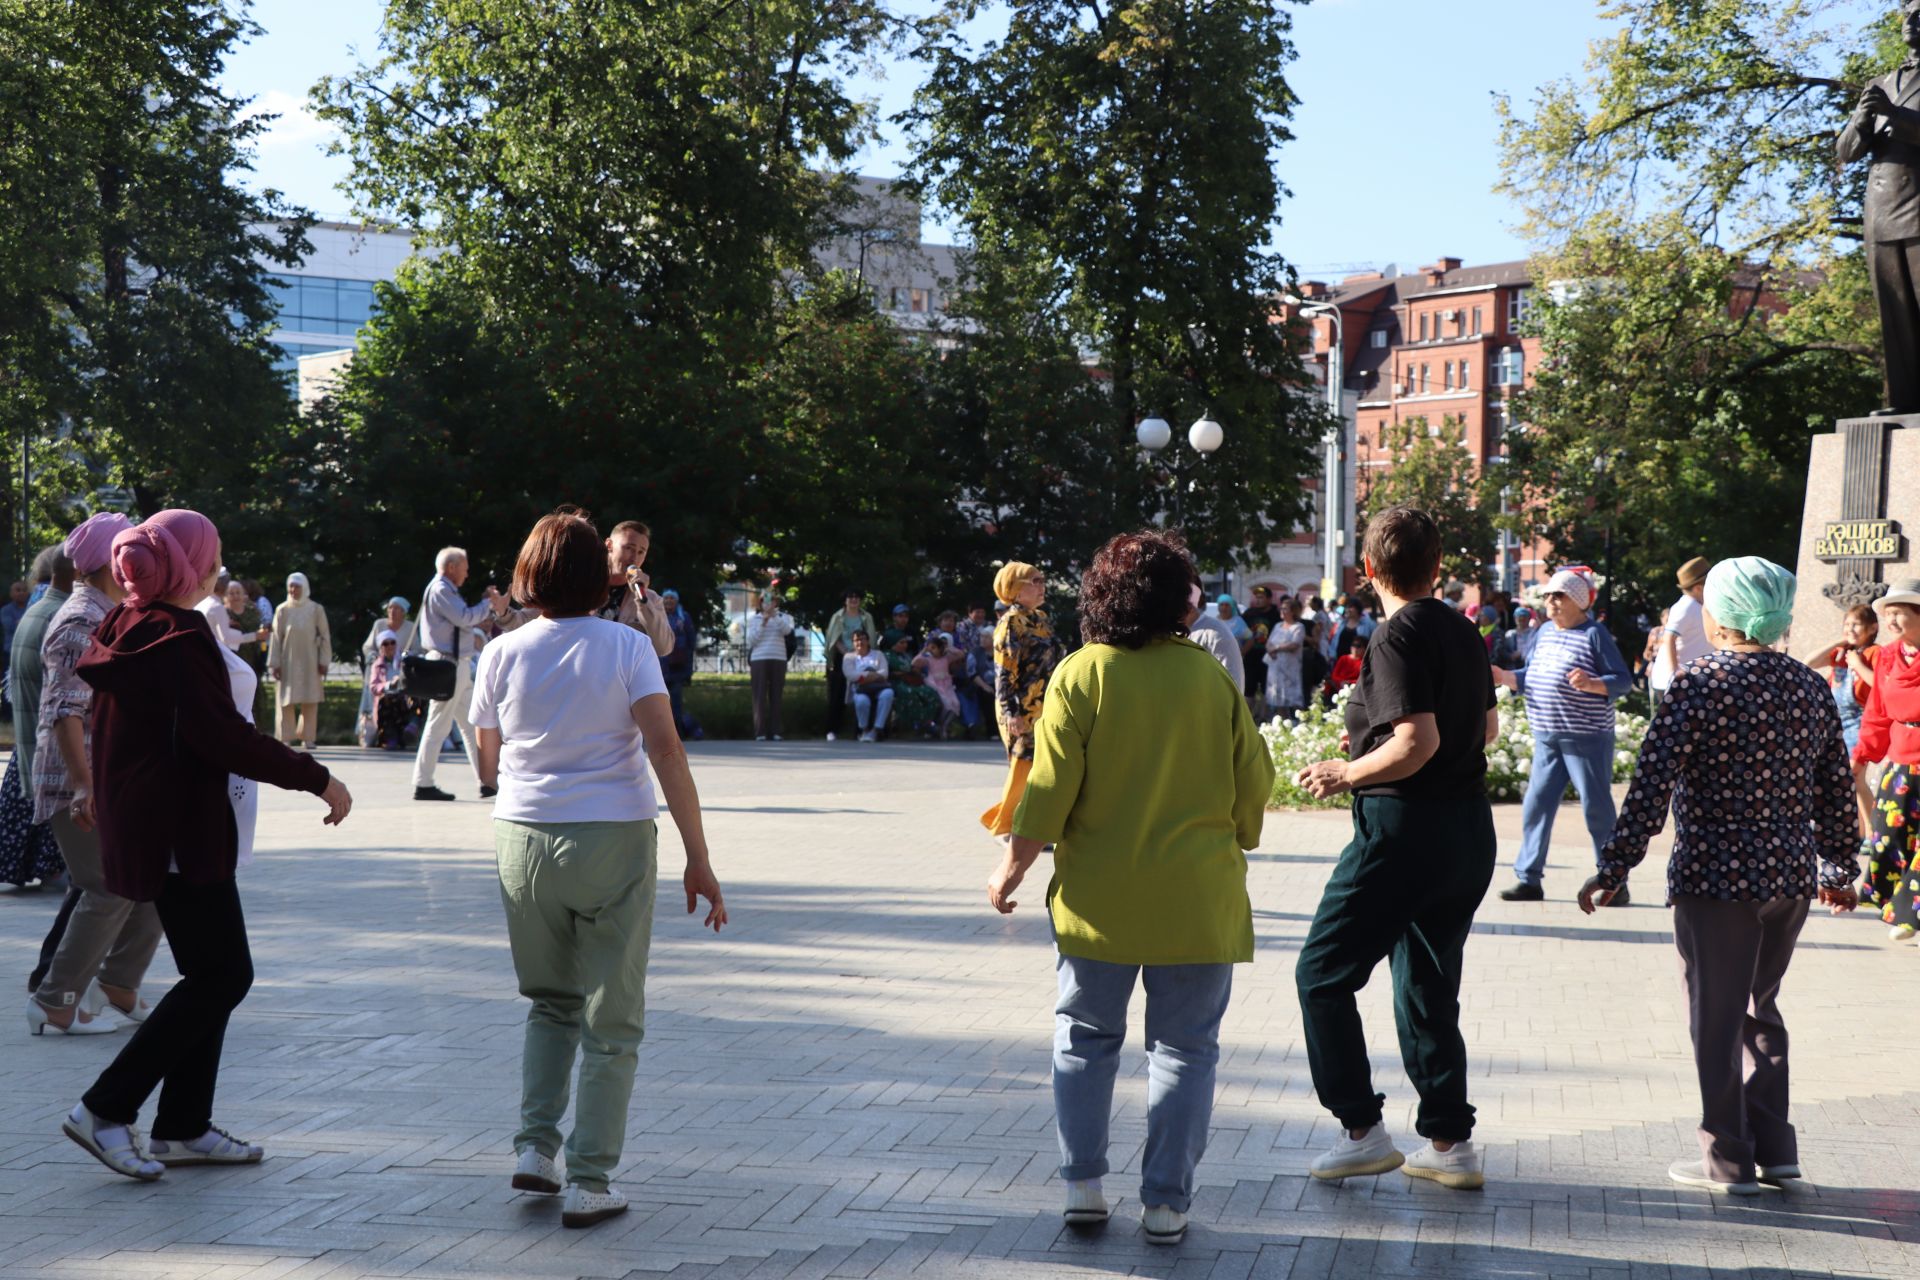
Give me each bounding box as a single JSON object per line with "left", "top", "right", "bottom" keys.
{"left": 1079, "top": 529, "right": 1199, "bottom": 649}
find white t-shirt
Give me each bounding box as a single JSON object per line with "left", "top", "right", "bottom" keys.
{"left": 197, "top": 596, "right": 244, "bottom": 650}
{"left": 469, "top": 616, "right": 668, "bottom": 824}
{"left": 841, "top": 651, "right": 889, "bottom": 702}
{"left": 1653, "top": 592, "right": 1709, "bottom": 689}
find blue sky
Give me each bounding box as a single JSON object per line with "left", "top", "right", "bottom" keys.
{"left": 223, "top": 0, "right": 1864, "bottom": 278}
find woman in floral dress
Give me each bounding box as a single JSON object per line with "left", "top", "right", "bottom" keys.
{"left": 980, "top": 561, "right": 1062, "bottom": 839}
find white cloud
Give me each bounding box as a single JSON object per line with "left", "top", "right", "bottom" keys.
{"left": 242, "top": 89, "right": 335, "bottom": 152}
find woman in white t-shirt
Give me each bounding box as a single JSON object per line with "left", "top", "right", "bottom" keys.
{"left": 470, "top": 509, "right": 727, "bottom": 1232}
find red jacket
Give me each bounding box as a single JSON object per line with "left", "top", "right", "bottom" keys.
{"left": 1853, "top": 641, "right": 1920, "bottom": 769}
{"left": 78, "top": 602, "right": 331, "bottom": 902}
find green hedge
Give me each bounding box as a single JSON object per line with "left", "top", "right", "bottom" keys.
{"left": 252, "top": 673, "right": 846, "bottom": 745}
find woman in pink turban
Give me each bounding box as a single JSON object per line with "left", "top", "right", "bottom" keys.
{"left": 57, "top": 509, "right": 355, "bottom": 1183}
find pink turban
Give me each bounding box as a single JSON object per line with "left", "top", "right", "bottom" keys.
{"left": 110, "top": 509, "right": 220, "bottom": 607}
{"left": 63, "top": 512, "right": 134, "bottom": 576}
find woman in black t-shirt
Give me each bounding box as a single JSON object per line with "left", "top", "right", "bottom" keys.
{"left": 1291, "top": 506, "right": 1499, "bottom": 1194}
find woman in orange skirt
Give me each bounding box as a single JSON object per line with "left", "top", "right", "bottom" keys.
{"left": 981, "top": 561, "right": 1062, "bottom": 839}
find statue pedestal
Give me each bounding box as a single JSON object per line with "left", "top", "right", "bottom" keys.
{"left": 1789, "top": 414, "right": 1919, "bottom": 656}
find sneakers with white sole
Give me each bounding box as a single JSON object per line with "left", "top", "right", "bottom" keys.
{"left": 1402, "top": 1140, "right": 1485, "bottom": 1189}
{"left": 1062, "top": 1178, "right": 1108, "bottom": 1226}
{"left": 1667, "top": 1158, "right": 1761, "bottom": 1196}
{"left": 1141, "top": 1204, "right": 1188, "bottom": 1245}
{"left": 511, "top": 1147, "right": 561, "bottom": 1195}
{"left": 1310, "top": 1126, "right": 1405, "bottom": 1180}
{"left": 148, "top": 1125, "right": 263, "bottom": 1166}
{"left": 1758, "top": 1163, "right": 1802, "bottom": 1185}
{"left": 1890, "top": 923, "right": 1915, "bottom": 942}
{"left": 562, "top": 1183, "right": 629, "bottom": 1228}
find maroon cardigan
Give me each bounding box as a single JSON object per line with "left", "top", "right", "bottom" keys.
{"left": 77, "top": 602, "right": 331, "bottom": 902}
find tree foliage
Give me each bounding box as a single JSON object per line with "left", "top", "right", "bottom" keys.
{"left": 1362, "top": 416, "right": 1499, "bottom": 592}
{"left": 0, "top": 0, "right": 308, "bottom": 570}
{"left": 903, "top": 0, "right": 1322, "bottom": 572}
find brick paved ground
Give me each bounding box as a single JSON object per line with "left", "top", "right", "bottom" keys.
{"left": 1, "top": 740, "right": 1914, "bottom": 1280}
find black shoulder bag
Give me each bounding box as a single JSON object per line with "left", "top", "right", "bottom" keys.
{"left": 393, "top": 582, "right": 459, "bottom": 702}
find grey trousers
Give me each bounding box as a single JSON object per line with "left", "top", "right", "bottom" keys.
{"left": 34, "top": 812, "right": 163, "bottom": 1009}
{"left": 1672, "top": 895, "right": 1809, "bottom": 1182}
{"left": 749, "top": 659, "right": 786, "bottom": 738}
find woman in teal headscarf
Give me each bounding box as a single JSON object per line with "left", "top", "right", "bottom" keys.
{"left": 1580, "top": 556, "right": 1859, "bottom": 1196}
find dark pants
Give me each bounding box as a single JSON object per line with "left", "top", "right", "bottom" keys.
{"left": 1296, "top": 792, "right": 1496, "bottom": 1141}
{"left": 826, "top": 656, "right": 848, "bottom": 736}
{"left": 664, "top": 669, "right": 699, "bottom": 738}
{"left": 83, "top": 876, "right": 253, "bottom": 1140}
{"left": 1867, "top": 237, "right": 1920, "bottom": 412}
{"left": 749, "top": 659, "right": 787, "bottom": 738}
{"left": 30, "top": 885, "right": 83, "bottom": 991}
{"left": 1673, "top": 895, "right": 1808, "bottom": 1182}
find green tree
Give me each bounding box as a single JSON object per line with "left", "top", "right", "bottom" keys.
{"left": 903, "top": 0, "right": 1322, "bottom": 572}
{"left": 0, "top": 0, "right": 309, "bottom": 570}
{"left": 313, "top": 0, "right": 907, "bottom": 626}
{"left": 1362, "top": 416, "right": 1498, "bottom": 592}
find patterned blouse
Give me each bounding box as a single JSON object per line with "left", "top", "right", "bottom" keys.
{"left": 32, "top": 584, "right": 112, "bottom": 824}
{"left": 993, "top": 605, "right": 1062, "bottom": 762}
{"left": 1596, "top": 650, "right": 1858, "bottom": 902}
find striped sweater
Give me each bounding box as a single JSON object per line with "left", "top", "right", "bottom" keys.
{"left": 1513, "top": 619, "right": 1633, "bottom": 737}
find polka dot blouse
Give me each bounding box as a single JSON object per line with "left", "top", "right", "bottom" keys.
{"left": 1596, "top": 650, "right": 1860, "bottom": 901}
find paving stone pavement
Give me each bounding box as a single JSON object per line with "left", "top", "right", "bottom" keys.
{"left": 0, "top": 740, "right": 1915, "bottom": 1280}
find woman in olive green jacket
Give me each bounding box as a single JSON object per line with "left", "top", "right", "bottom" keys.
{"left": 987, "top": 529, "right": 1274, "bottom": 1246}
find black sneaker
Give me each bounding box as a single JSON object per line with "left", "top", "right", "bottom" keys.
{"left": 479, "top": 785, "right": 498, "bottom": 799}
{"left": 414, "top": 785, "right": 456, "bottom": 802}
{"left": 1600, "top": 884, "right": 1631, "bottom": 907}
{"left": 1498, "top": 882, "right": 1545, "bottom": 902}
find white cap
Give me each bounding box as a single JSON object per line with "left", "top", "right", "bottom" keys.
{"left": 377, "top": 629, "right": 399, "bottom": 645}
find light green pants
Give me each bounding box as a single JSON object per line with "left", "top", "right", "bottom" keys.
{"left": 495, "top": 817, "right": 657, "bottom": 1190}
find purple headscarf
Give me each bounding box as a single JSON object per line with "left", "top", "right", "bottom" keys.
{"left": 110, "top": 510, "right": 220, "bottom": 607}
{"left": 63, "top": 512, "right": 134, "bottom": 576}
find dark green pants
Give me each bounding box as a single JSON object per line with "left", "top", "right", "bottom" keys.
{"left": 1295, "top": 791, "right": 1495, "bottom": 1141}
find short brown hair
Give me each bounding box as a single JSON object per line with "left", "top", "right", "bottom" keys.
{"left": 1079, "top": 529, "right": 1198, "bottom": 649}
{"left": 512, "top": 507, "right": 607, "bottom": 616}
{"left": 609, "top": 520, "right": 651, "bottom": 540}
{"left": 1362, "top": 505, "right": 1442, "bottom": 598}
{"left": 1846, "top": 603, "right": 1879, "bottom": 635}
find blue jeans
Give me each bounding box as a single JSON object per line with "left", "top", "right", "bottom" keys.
{"left": 664, "top": 671, "right": 698, "bottom": 738}
{"left": 1052, "top": 952, "right": 1233, "bottom": 1213}
{"left": 1513, "top": 732, "right": 1616, "bottom": 887}
{"left": 853, "top": 688, "right": 893, "bottom": 731}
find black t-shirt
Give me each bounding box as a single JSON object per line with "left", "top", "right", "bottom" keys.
{"left": 1352, "top": 598, "right": 1495, "bottom": 799}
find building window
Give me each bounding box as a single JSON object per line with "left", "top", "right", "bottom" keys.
{"left": 1417, "top": 313, "right": 1428, "bottom": 341}
{"left": 1442, "top": 363, "right": 1453, "bottom": 391}
{"left": 1419, "top": 364, "right": 1429, "bottom": 394}
{"left": 1472, "top": 305, "right": 1483, "bottom": 334}
{"left": 909, "top": 287, "right": 929, "bottom": 313}
{"left": 1403, "top": 366, "right": 1415, "bottom": 395}
{"left": 1493, "top": 348, "right": 1525, "bottom": 386}
{"left": 1507, "top": 287, "right": 1532, "bottom": 330}
{"left": 1370, "top": 329, "right": 1387, "bottom": 349}
{"left": 266, "top": 276, "right": 377, "bottom": 338}
{"left": 1458, "top": 360, "right": 1470, "bottom": 390}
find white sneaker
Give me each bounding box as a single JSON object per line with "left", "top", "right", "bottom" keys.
{"left": 826, "top": 733, "right": 837, "bottom": 742}
{"left": 1758, "top": 1163, "right": 1801, "bottom": 1185}
{"left": 562, "top": 1183, "right": 629, "bottom": 1228}
{"left": 1062, "top": 1178, "right": 1108, "bottom": 1225}
{"left": 1668, "top": 1158, "right": 1761, "bottom": 1196}
{"left": 1402, "top": 1140, "right": 1484, "bottom": 1189}
{"left": 511, "top": 1147, "right": 560, "bottom": 1194}
{"left": 1890, "top": 923, "right": 1915, "bottom": 942}
{"left": 1141, "top": 1204, "right": 1187, "bottom": 1244}
{"left": 1310, "top": 1126, "right": 1405, "bottom": 1180}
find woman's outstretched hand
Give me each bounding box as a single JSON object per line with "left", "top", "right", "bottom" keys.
{"left": 320, "top": 777, "right": 353, "bottom": 825}
{"left": 686, "top": 861, "right": 727, "bottom": 931}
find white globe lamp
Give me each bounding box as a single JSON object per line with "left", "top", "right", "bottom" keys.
{"left": 1136, "top": 416, "right": 1172, "bottom": 452}
{"left": 1188, "top": 414, "right": 1224, "bottom": 454}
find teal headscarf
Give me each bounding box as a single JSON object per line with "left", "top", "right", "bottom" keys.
{"left": 1703, "top": 556, "right": 1796, "bottom": 645}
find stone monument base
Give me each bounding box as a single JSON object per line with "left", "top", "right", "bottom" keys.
{"left": 1790, "top": 414, "right": 1918, "bottom": 657}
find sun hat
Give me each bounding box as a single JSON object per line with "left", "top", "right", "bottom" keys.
{"left": 384, "top": 595, "right": 410, "bottom": 611}
{"left": 1704, "top": 557, "right": 1796, "bottom": 644}
{"left": 1873, "top": 578, "right": 1920, "bottom": 615}
{"left": 1677, "top": 556, "right": 1711, "bottom": 590}
{"left": 661, "top": 588, "right": 679, "bottom": 600}
{"left": 377, "top": 629, "right": 399, "bottom": 645}
{"left": 1541, "top": 567, "right": 1597, "bottom": 612}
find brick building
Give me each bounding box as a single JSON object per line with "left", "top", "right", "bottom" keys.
{"left": 1285, "top": 257, "right": 1547, "bottom": 595}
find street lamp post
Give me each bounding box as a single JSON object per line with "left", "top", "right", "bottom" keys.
{"left": 1285, "top": 295, "right": 1346, "bottom": 598}
{"left": 1137, "top": 412, "right": 1224, "bottom": 532}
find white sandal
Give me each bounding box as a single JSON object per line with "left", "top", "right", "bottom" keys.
{"left": 84, "top": 978, "right": 149, "bottom": 1024}
{"left": 27, "top": 998, "right": 116, "bottom": 1037}
{"left": 148, "top": 1125, "right": 263, "bottom": 1166}
{"left": 62, "top": 1105, "right": 163, "bottom": 1180}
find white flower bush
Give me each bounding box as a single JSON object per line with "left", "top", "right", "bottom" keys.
{"left": 1264, "top": 684, "right": 1650, "bottom": 810}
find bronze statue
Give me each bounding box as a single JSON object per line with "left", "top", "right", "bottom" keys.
{"left": 1838, "top": 0, "right": 1920, "bottom": 415}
